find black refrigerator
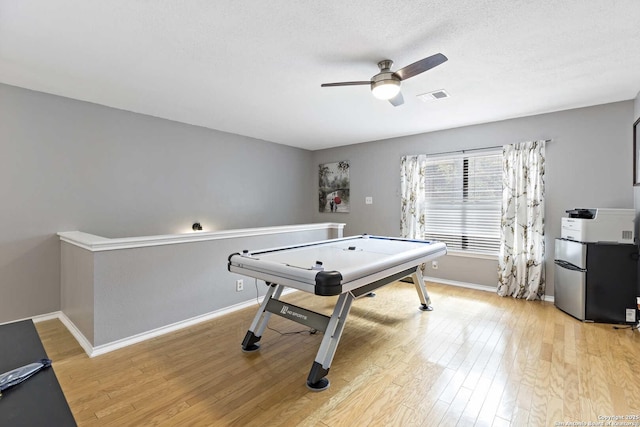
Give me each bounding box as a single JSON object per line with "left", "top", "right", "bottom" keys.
{"left": 554, "top": 238, "right": 639, "bottom": 323}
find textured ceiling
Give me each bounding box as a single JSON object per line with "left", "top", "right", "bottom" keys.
{"left": 1, "top": 1, "right": 639, "bottom": 150}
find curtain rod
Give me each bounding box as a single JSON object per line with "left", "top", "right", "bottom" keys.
{"left": 426, "top": 139, "right": 552, "bottom": 157}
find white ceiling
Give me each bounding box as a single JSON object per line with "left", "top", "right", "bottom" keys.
{"left": 1, "top": 1, "right": 639, "bottom": 150}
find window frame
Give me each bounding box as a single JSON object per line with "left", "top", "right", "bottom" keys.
{"left": 422, "top": 149, "right": 502, "bottom": 257}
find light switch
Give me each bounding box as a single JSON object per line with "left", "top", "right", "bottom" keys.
{"left": 365, "top": 197, "right": 373, "bottom": 205}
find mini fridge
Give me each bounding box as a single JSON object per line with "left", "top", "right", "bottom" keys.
{"left": 554, "top": 238, "right": 638, "bottom": 323}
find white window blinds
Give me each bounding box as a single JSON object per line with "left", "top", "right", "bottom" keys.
{"left": 423, "top": 150, "right": 502, "bottom": 254}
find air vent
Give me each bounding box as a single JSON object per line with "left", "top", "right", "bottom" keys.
{"left": 417, "top": 89, "right": 450, "bottom": 102}
{"left": 622, "top": 230, "right": 633, "bottom": 240}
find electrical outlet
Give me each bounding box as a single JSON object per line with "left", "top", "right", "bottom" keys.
{"left": 365, "top": 196, "right": 373, "bottom": 205}
{"left": 431, "top": 261, "right": 438, "bottom": 270}
{"left": 236, "top": 279, "right": 244, "bottom": 292}
{"left": 626, "top": 308, "right": 636, "bottom": 322}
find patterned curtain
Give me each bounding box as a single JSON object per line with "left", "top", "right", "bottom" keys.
{"left": 400, "top": 155, "right": 427, "bottom": 239}
{"left": 497, "top": 140, "right": 546, "bottom": 300}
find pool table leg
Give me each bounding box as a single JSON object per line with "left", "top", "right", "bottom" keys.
{"left": 306, "top": 292, "right": 355, "bottom": 391}
{"left": 241, "top": 283, "right": 284, "bottom": 352}
{"left": 412, "top": 264, "right": 433, "bottom": 311}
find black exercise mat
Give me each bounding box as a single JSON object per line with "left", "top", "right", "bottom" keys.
{"left": 0, "top": 320, "right": 76, "bottom": 426}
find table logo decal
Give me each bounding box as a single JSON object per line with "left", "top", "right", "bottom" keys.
{"left": 280, "top": 305, "right": 308, "bottom": 321}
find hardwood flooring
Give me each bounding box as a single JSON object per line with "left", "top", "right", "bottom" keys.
{"left": 35, "top": 281, "right": 640, "bottom": 426}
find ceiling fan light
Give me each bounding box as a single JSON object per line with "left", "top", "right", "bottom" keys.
{"left": 371, "top": 79, "right": 401, "bottom": 100}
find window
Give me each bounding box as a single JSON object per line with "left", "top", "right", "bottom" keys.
{"left": 423, "top": 150, "right": 502, "bottom": 255}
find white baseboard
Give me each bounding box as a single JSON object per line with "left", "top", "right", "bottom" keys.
{"left": 19, "top": 280, "right": 554, "bottom": 357}
{"left": 424, "top": 276, "right": 497, "bottom": 293}
{"left": 31, "top": 289, "right": 298, "bottom": 358}
{"left": 424, "top": 276, "right": 554, "bottom": 303}
{"left": 0, "top": 311, "right": 62, "bottom": 326}
{"left": 88, "top": 298, "right": 267, "bottom": 357}
{"left": 0, "top": 311, "right": 95, "bottom": 357}
{"left": 31, "top": 312, "right": 63, "bottom": 323}
{"left": 57, "top": 312, "right": 94, "bottom": 356}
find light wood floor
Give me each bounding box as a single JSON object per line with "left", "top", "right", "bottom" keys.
{"left": 36, "top": 281, "right": 640, "bottom": 427}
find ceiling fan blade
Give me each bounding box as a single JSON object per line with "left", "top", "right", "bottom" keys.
{"left": 389, "top": 92, "right": 404, "bottom": 107}
{"left": 394, "top": 53, "right": 448, "bottom": 81}
{"left": 321, "top": 81, "right": 371, "bottom": 87}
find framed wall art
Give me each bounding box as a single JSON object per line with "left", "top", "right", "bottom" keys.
{"left": 319, "top": 160, "right": 350, "bottom": 213}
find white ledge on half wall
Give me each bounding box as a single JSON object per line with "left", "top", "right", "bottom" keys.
{"left": 58, "top": 222, "right": 346, "bottom": 252}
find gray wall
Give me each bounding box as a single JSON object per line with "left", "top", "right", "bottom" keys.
{"left": 60, "top": 243, "right": 95, "bottom": 343}
{"left": 0, "top": 83, "right": 314, "bottom": 324}
{"left": 312, "top": 101, "right": 635, "bottom": 296}
{"left": 60, "top": 226, "right": 341, "bottom": 347}
{"left": 95, "top": 229, "right": 340, "bottom": 346}
{"left": 2, "top": 79, "right": 635, "bottom": 325}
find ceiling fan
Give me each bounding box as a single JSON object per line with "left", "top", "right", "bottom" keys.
{"left": 321, "top": 53, "right": 448, "bottom": 107}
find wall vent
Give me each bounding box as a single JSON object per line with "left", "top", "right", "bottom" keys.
{"left": 417, "top": 89, "right": 450, "bottom": 102}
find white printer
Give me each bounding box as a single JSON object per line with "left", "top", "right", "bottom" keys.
{"left": 561, "top": 208, "right": 635, "bottom": 244}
